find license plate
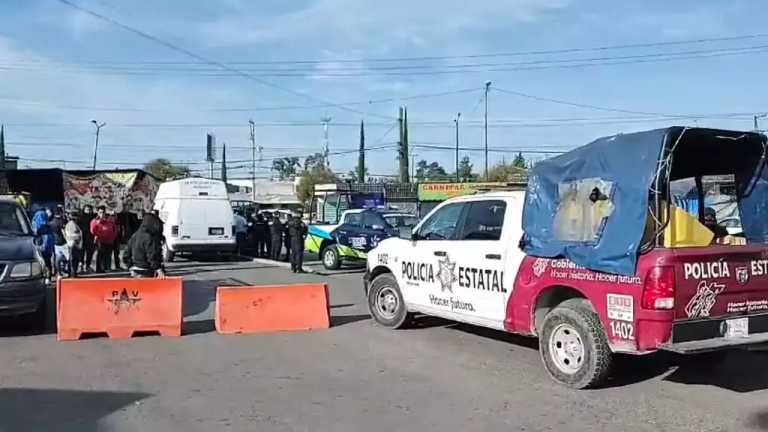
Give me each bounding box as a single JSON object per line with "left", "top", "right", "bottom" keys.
{"left": 724, "top": 317, "right": 749, "bottom": 339}
{"left": 209, "top": 227, "right": 224, "bottom": 236}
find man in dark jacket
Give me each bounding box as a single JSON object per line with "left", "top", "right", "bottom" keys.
{"left": 79, "top": 205, "right": 95, "bottom": 273}
{"left": 49, "top": 208, "right": 67, "bottom": 277}
{"left": 123, "top": 213, "right": 165, "bottom": 278}
{"left": 253, "top": 214, "right": 267, "bottom": 258}
{"left": 269, "top": 215, "right": 283, "bottom": 261}
{"left": 286, "top": 214, "right": 308, "bottom": 273}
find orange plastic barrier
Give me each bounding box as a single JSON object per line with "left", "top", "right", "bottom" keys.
{"left": 57, "top": 277, "right": 183, "bottom": 341}
{"left": 215, "top": 284, "right": 329, "bottom": 334}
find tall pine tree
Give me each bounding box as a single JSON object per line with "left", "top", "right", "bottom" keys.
{"left": 358, "top": 120, "right": 365, "bottom": 183}
{"left": 221, "top": 143, "right": 228, "bottom": 183}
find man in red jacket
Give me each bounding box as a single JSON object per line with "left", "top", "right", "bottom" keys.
{"left": 90, "top": 205, "right": 117, "bottom": 273}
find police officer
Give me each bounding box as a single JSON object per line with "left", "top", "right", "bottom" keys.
{"left": 282, "top": 216, "right": 291, "bottom": 263}
{"left": 253, "top": 213, "right": 268, "bottom": 258}
{"left": 286, "top": 214, "right": 308, "bottom": 273}
{"left": 269, "top": 214, "right": 283, "bottom": 261}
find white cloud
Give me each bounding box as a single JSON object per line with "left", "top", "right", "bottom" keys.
{"left": 197, "top": 0, "right": 572, "bottom": 50}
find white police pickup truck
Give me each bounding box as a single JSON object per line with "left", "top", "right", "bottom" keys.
{"left": 365, "top": 127, "right": 768, "bottom": 388}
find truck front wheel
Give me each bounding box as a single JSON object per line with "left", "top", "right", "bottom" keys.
{"left": 321, "top": 244, "right": 341, "bottom": 270}
{"left": 367, "top": 273, "right": 412, "bottom": 329}
{"left": 539, "top": 299, "right": 613, "bottom": 389}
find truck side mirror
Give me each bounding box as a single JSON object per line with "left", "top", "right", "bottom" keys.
{"left": 399, "top": 226, "right": 415, "bottom": 241}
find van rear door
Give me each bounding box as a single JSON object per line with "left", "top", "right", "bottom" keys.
{"left": 179, "top": 200, "right": 232, "bottom": 241}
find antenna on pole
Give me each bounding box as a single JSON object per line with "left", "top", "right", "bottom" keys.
{"left": 321, "top": 115, "right": 332, "bottom": 168}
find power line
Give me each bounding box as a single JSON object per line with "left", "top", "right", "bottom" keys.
{"left": 0, "top": 88, "right": 481, "bottom": 113}
{"left": 55, "top": 0, "right": 395, "bottom": 120}
{"left": 8, "top": 43, "right": 768, "bottom": 77}
{"left": 3, "top": 121, "right": 397, "bottom": 128}
{"left": 11, "top": 32, "right": 768, "bottom": 65}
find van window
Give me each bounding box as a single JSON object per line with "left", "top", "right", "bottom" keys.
{"left": 459, "top": 200, "right": 506, "bottom": 240}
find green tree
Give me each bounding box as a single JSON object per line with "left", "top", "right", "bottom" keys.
{"left": 144, "top": 158, "right": 191, "bottom": 181}
{"left": 303, "top": 152, "right": 326, "bottom": 171}
{"left": 347, "top": 165, "right": 369, "bottom": 182}
{"left": 487, "top": 161, "right": 529, "bottom": 182}
{"left": 297, "top": 165, "right": 337, "bottom": 205}
{"left": 512, "top": 152, "right": 527, "bottom": 169}
{"left": 415, "top": 160, "right": 449, "bottom": 181}
{"left": 272, "top": 157, "right": 300, "bottom": 180}
{"left": 457, "top": 156, "right": 473, "bottom": 181}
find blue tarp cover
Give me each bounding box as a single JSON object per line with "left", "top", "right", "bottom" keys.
{"left": 522, "top": 128, "right": 669, "bottom": 276}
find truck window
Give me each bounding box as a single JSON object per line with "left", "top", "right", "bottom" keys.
{"left": 417, "top": 203, "right": 465, "bottom": 240}
{"left": 344, "top": 213, "right": 362, "bottom": 227}
{"left": 362, "top": 212, "right": 385, "bottom": 229}
{"left": 459, "top": 200, "right": 506, "bottom": 240}
{"left": 552, "top": 178, "right": 615, "bottom": 243}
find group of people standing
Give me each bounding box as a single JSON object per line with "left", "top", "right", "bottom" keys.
{"left": 31, "top": 205, "right": 141, "bottom": 279}
{"left": 234, "top": 211, "right": 307, "bottom": 273}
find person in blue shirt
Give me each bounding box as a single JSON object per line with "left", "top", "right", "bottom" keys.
{"left": 31, "top": 208, "right": 55, "bottom": 278}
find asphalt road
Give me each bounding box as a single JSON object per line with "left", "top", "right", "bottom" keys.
{"left": 1, "top": 258, "right": 768, "bottom": 432}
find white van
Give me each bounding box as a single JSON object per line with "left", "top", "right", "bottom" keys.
{"left": 153, "top": 178, "right": 236, "bottom": 261}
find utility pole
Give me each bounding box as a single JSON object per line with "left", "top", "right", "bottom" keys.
{"left": 754, "top": 114, "right": 767, "bottom": 132}
{"left": 358, "top": 120, "right": 365, "bottom": 183}
{"left": 90, "top": 120, "right": 106, "bottom": 170}
{"left": 397, "top": 107, "right": 408, "bottom": 183}
{"left": 410, "top": 151, "right": 418, "bottom": 183}
{"left": 321, "top": 116, "right": 332, "bottom": 168}
{"left": 454, "top": 112, "right": 461, "bottom": 182}
{"left": 0, "top": 125, "right": 5, "bottom": 170}
{"left": 249, "top": 119, "right": 257, "bottom": 200}
{"left": 484, "top": 80, "right": 492, "bottom": 179}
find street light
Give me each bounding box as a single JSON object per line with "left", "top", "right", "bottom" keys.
{"left": 754, "top": 114, "right": 767, "bottom": 132}
{"left": 249, "top": 119, "right": 257, "bottom": 200}
{"left": 90, "top": 119, "right": 106, "bottom": 170}
{"left": 410, "top": 152, "right": 419, "bottom": 183}
{"left": 484, "top": 80, "right": 492, "bottom": 180}
{"left": 455, "top": 112, "right": 461, "bottom": 182}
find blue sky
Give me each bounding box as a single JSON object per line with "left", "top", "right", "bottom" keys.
{"left": 1, "top": 0, "right": 767, "bottom": 179}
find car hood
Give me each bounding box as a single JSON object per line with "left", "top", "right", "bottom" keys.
{"left": 0, "top": 235, "right": 36, "bottom": 261}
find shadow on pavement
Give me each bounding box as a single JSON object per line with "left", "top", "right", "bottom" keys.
{"left": 331, "top": 314, "right": 370, "bottom": 327}
{"left": 182, "top": 278, "right": 248, "bottom": 335}
{"left": 747, "top": 409, "right": 768, "bottom": 431}
{"left": 0, "top": 388, "right": 150, "bottom": 432}
{"left": 662, "top": 349, "right": 768, "bottom": 392}
{"left": 184, "top": 319, "right": 216, "bottom": 335}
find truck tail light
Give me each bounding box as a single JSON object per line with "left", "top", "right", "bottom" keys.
{"left": 642, "top": 266, "right": 675, "bottom": 310}
{"left": 171, "top": 225, "right": 179, "bottom": 237}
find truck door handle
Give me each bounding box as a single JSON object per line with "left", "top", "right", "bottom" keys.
{"left": 434, "top": 251, "right": 447, "bottom": 257}
{"left": 485, "top": 254, "right": 501, "bottom": 260}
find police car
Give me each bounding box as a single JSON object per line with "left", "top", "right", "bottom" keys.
{"left": 306, "top": 209, "right": 417, "bottom": 270}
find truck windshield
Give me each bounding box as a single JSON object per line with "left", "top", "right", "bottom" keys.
{"left": 384, "top": 215, "right": 418, "bottom": 228}
{"left": 0, "top": 203, "right": 31, "bottom": 235}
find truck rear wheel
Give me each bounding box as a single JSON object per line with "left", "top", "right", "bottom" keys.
{"left": 321, "top": 244, "right": 341, "bottom": 270}
{"left": 368, "top": 273, "right": 411, "bottom": 329}
{"left": 539, "top": 299, "right": 613, "bottom": 389}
